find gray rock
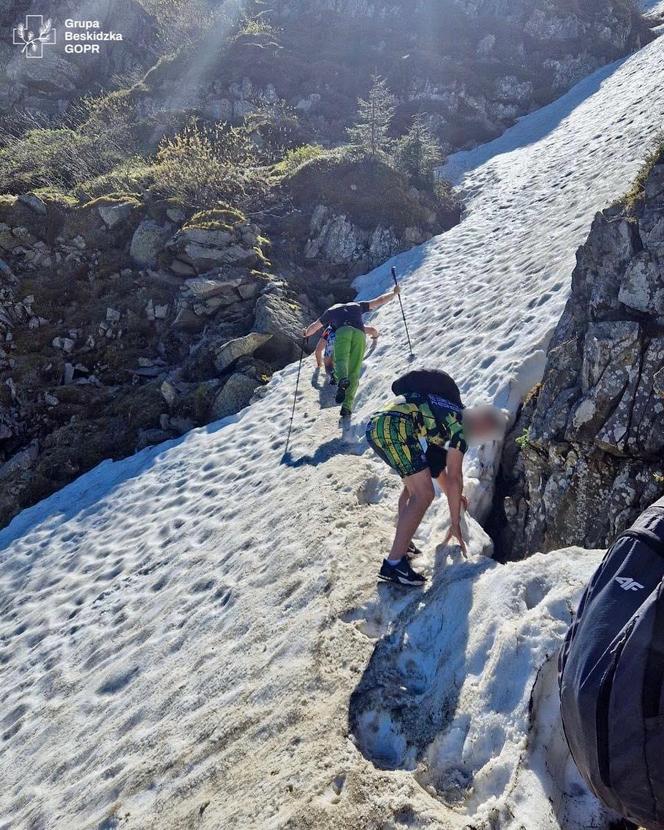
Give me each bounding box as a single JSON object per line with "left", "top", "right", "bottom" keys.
{"left": 173, "top": 307, "right": 205, "bottom": 332}
{"left": 493, "top": 157, "right": 664, "bottom": 559}
{"left": 214, "top": 332, "right": 272, "bottom": 373}
{"left": 18, "top": 194, "right": 47, "bottom": 215}
{"left": 98, "top": 201, "right": 135, "bottom": 229}
{"left": 170, "top": 258, "right": 196, "bottom": 276}
{"left": 618, "top": 252, "right": 664, "bottom": 316}
{"left": 184, "top": 276, "right": 245, "bottom": 303}
{"left": 0, "top": 440, "right": 38, "bottom": 480}
{"left": 169, "top": 223, "right": 258, "bottom": 273}
{"left": 130, "top": 220, "right": 172, "bottom": 267}
{"left": 210, "top": 373, "right": 259, "bottom": 420}
{"left": 254, "top": 293, "right": 308, "bottom": 363}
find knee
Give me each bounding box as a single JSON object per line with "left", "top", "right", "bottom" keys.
{"left": 414, "top": 483, "right": 435, "bottom": 506}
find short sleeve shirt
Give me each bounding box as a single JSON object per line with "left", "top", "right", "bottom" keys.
{"left": 383, "top": 393, "right": 468, "bottom": 455}
{"left": 320, "top": 302, "right": 371, "bottom": 331}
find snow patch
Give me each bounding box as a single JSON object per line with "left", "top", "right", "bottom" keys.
{"left": 2, "top": 34, "right": 664, "bottom": 830}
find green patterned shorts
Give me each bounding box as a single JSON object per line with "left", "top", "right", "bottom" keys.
{"left": 366, "top": 411, "right": 429, "bottom": 479}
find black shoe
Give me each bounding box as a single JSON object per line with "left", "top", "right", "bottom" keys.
{"left": 340, "top": 406, "right": 351, "bottom": 420}
{"left": 378, "top": 557, "right": 426, "bottom": 587}
{"left": 329, "top": 371, "right": 337, "bottom": 386}
{"left": 407, "top": 541, "right": 423, "bottom": 558}
{"left": 335, "top": 378, "right": 350, "bottom": 404}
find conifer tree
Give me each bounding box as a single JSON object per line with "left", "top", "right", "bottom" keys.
{"left": 394, "top": 113, "right": 442, "bottom": 189}
{"left": 347, "top": 75, "right": 396, "bottom": 159}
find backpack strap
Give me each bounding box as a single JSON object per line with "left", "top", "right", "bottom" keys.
{"left": 620, "top": 529, "right": 664, "bottom": 559}
{"left": 620, "top": 506, "right": 664, "bottom": 559}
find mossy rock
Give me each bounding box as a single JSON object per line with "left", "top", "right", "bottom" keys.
{"left": 32, "top": 188, "right": 79, "bottom": 210}
{"left": 81, "top": 192, "right": 142, "bottom": 210}
{"left": 184, "top": 206, "right": 247, "bottom": 232}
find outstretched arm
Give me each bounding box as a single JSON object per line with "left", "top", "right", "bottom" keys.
{"left": 442, "top": 448, "right": 467, "bottom": 556}
{"left": 367, "top": 284, "right": 400, "bottom": 310}
{"left": 364, "top": 325, "right": 379, "bottom": 339}
{"left": 303, "top": 319, "right": 324, "bottom": 338}
{"left": 435, "top": 469, "right": 468, "bottom": 511}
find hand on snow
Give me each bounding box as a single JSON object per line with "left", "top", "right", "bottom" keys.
{"left": 443, "top": 523, "right": 467, "bottom": 557}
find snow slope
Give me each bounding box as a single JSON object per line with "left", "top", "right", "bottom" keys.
{"left": 2, "top": 35, "right": 664, "bottom": 830}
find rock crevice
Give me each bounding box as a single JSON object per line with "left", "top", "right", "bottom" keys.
{"left": 491, "top": 156, "right": 664, "bottom": 559}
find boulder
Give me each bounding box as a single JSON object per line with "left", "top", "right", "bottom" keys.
{"left": 254, "top": 293, "right": 308, "bottom": 363}
{"left": 130, "top": 220, "right": 172, "bottom": 267}
{"left": 618, "top": 252, "right": 664, "bottom": 316}
{"left": 214, "top": 332, "right": 272, "bottom": 373}
{"left": 6, "top": 50, "right": 81, "bottom": 94}
{"left": 169, "top": 220, "right": 259, "bottom": 274}
{"left": 98, "top": 201, "right": 136, "bottom": 229}
{"left": 184, "top": 276, "right": 246, "bottom": 304}
{"left": 210, "top": 373, "right": 259, "bottom": 420}
{"left": 18, "top": 194, "right": 47, "bottom": 216}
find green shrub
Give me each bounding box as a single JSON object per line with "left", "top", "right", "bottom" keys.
{"left": 74, "top": 157, "right": 154, "bottom": 201}
{"left": 151, "top": 121, "right": 266, "bottom": 209}
{"left": 273, "top": 144, "right": 325, "bottom": 177}
{"left": 515, "top": 428, "right": 531, "bottom": 450}
{"left": 0, "top": 128, "right": 126, "bottom": 194}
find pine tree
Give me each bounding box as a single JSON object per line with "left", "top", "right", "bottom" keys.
{"left": 347, "top": 75, "right": 396, "bottom": 159}
{"left": 393, "top": 113, "right": 442, "bottom": 189}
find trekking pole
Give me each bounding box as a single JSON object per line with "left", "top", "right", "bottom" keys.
{"left": 282, "top": 336, "right": 306, "bottom": 461}
{"left": 391, "top": 266, "right": 414, "bottom": 359}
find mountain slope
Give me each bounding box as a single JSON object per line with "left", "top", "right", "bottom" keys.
{"left": 2, "top": 33, "right": 664, "bottom": 830}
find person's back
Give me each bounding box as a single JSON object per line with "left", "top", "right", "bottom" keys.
{"left": 303, "top": 285, "right": 401, "bottom": 418}
{"left": 379, "top": 392, "right": 468, "bottom": 454}
{"left": 320, "top": 302, "right": 370, "bottom": 332}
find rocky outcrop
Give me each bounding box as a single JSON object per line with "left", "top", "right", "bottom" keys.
{"left": 281, "top": 154, "right": 459, "bottom": 278}
{"left": 0, "top": 193, "right": 316, "bottom": 529}
{"left": 167, "top": 209, "right": 264, "bottom": 274}
{"left": 0, "top": 0, "right": 653, "bottom": 167}
{"left": 0, "top": 0, "right": 157, "bottom": 117}
{"left": 134, "top": 0, "right": 653, "bottom": 154}
{"left": 490, "top": 153, "right": 664, "bottom": 559}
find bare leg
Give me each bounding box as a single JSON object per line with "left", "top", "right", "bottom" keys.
{"left": 397, "top": 486, "right": 409, "bottom": 518}
{"left": 389, "top": 470, "right": 434, "bottom": 560}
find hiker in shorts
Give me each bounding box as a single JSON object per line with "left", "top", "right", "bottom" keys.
{"left": 366, "top": 370, "right": 507, "bottom": 586}
{"left": 315, "top": 324, "right": 379, "bottom": 385}
{"left": 304, "top": 288, "right": 398, "bottom": 418}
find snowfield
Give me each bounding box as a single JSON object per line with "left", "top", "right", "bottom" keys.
{"left": 3, "top": 34, "right": 664, "bottom": 830}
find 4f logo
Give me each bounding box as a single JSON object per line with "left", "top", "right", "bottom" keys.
{"left": 13, "top": 15, "right": 56, "bottom": 58}
{"left": 615, "top": 576, "right": 644, "bottom": 592}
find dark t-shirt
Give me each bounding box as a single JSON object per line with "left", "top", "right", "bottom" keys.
{"left": 320, "top": 301, "right": 371, "bottom": 331}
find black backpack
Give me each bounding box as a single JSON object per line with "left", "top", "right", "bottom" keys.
{"left": 391, "top": 370, "right": 463, "bottom": 408}
{"left": 559, "top": 497, "right": 664, "bottom": 829}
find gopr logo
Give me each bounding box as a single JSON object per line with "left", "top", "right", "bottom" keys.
{"left": 12, "top": 15, "right": 56, "bottom": 58}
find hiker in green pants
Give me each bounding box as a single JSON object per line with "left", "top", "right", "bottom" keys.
{"left": 333, "top": 325, "right": 366, "bottom": 415}
{"left": 303, "top": 285, "right": 400, "bottom": 419}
